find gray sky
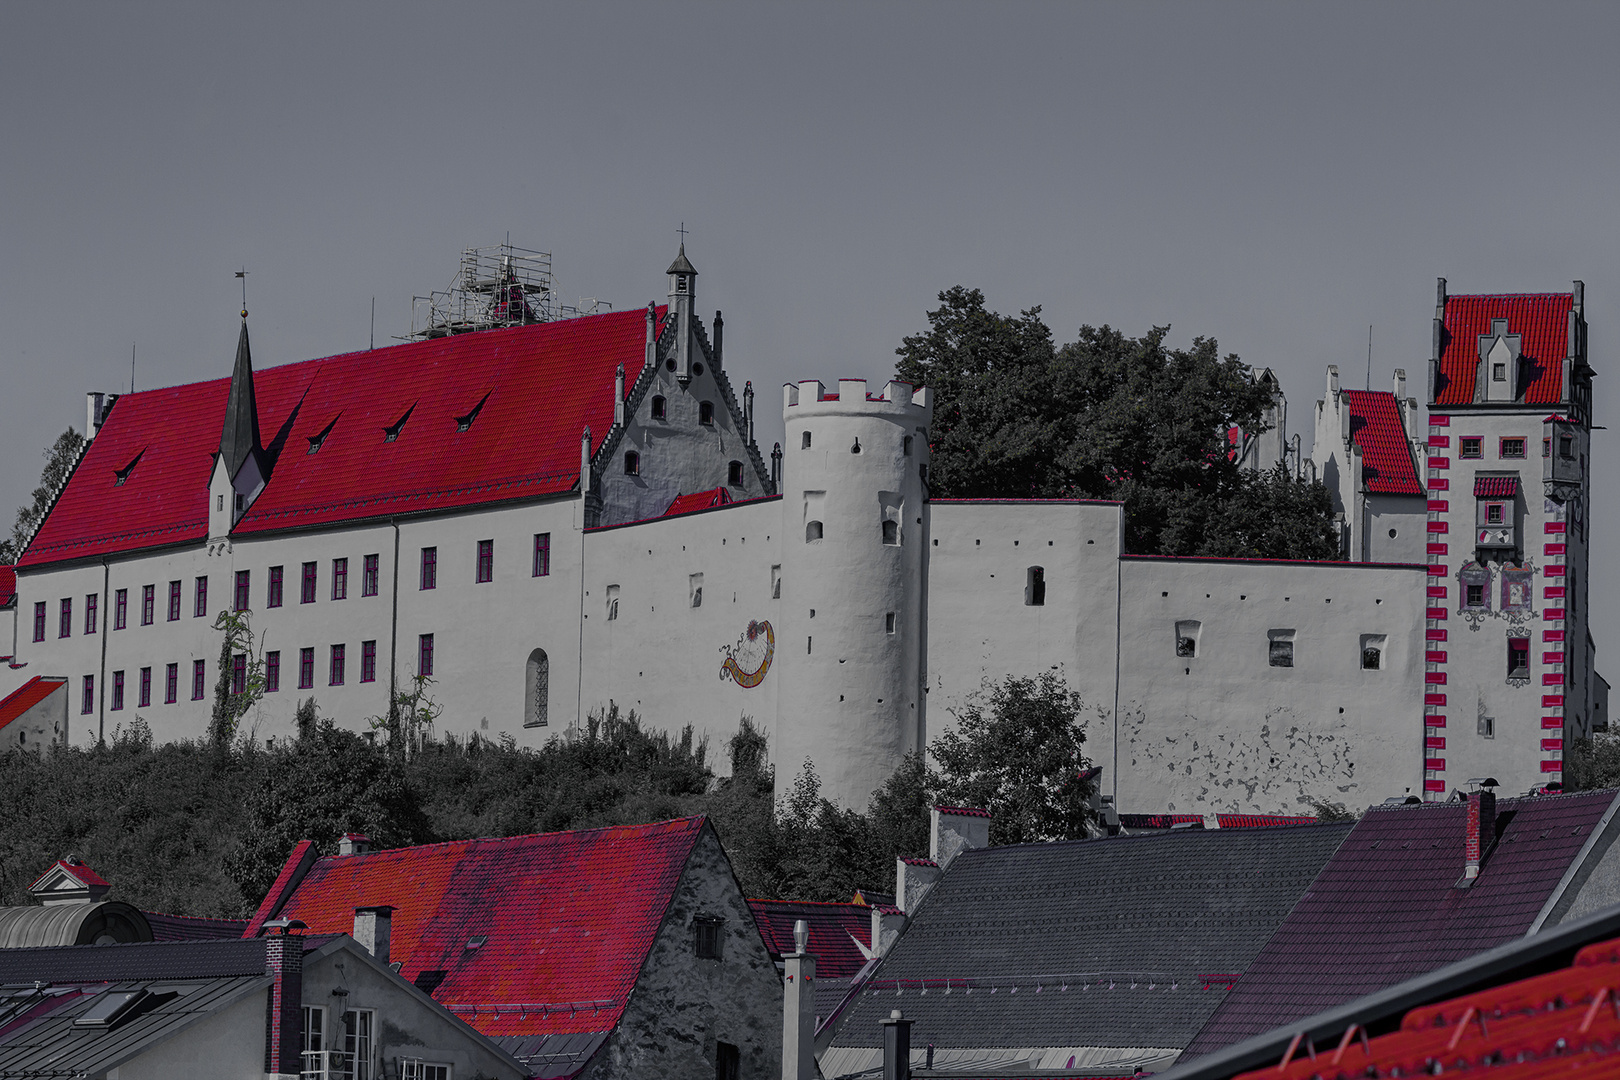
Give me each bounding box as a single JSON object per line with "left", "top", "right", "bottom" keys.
{"left": 5, "top": 2, "right": 1619, "bottom": 679}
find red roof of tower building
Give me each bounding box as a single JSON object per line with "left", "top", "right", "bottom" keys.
{"left": 747, "top": 898, "right": 872, "bottom": 978}
{"left": 1340, "top": 390, "right": 1422, "bottom": 496}
{"left": 20, "top": 310, "right": 663, "bottom": 568}
{"left": 0, "top": 676, "right": 67, "bottom": 731}
{"left": 1435, "top": 292, "right": 1574, "bottom": 406}
{"left": 246, "top": 817, "right": 705, "bottom": 1041}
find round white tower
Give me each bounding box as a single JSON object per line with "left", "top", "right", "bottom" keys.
{"left": 775, "top": 378, "right": 932, "bottom": 808}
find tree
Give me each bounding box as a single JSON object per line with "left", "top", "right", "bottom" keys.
{"left": 895, "top": 288, "right": 1338, "bottom": 558}
{"left": 932, "top": 671, "right": 1094, "bottom": 846}
{"left": 209, "top": 610, "right": 266, "bottom": 745}
{"left": 1565, "top": 735, "right": 1620, "bottom": 791}
{"left": 1, "top": 427, "right": 85, "bottom": 562}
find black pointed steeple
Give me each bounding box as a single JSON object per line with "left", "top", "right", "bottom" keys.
{"left": 220, "top": 319, "right": 264, "bottom": 480}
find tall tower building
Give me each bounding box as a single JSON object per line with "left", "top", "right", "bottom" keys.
{"left": 1423, "top": 280, "right": 1595, "bottom": 796}
{"left": 775, "top": 379, "right": 931, "bottom": 807}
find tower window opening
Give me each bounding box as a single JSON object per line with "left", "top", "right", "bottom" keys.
{"left": 728, "top": 460, "right": 744, "bottom": 486}
{"left": 524, "top": 648, "right": 549, "bottom": 727}
{"left": 771, "top": 565, "right": 781, "bottom": 599}
{"left": 1361, "top": 633, "right": 1387, "bottom": 670}
{"left": 806, "top": 521, "right": 823, "bottom": 543}
{"left": 1175, "top": 620, "right": 1201, "bottom": 658}
{"left": 690, "top": 573, "right": 703, "bottom": 608}
{"left": 885, "top": 612, "right": 896, "bottom": 634}
{"left": 606, "top": 585, "right": 619, "bottom": 621}
{"left": 1508, "top": 637, "right": 1530, "bottom": 678}
{"left": 624, "top": 451, "right": 639, "bottom": 475}
{"left": 882, "top": 520, "right": 899, "bottom": 545}
{"left": 1025, "top": 567, "right": 1046, "bottom": 606}
{"left": 802, "top": 431, "right": 812, "bottom": 449}
{"left": 699, "top": 401, "right": 714, "bottom": 426}
{"left": 651, "top": 395, "right": 666, "bottom": 419}
{"left": 1268, "top": 630, "right": 1295, "bottom": 668}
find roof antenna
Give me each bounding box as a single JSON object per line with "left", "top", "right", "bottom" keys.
{"left": 1366, "top": 324, "right": 1372, "bottom": 391}
{"left": 235, "top": 268, "right": 249, "bottom": 320}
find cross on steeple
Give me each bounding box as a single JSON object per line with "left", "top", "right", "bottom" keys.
{"left": 235, "top": 268, "right": 249, "bottom": 319}
{"left": 677, "top": 222, "right": 689, "bottom": 245}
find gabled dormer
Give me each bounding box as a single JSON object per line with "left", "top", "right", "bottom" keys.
{"left": 29, "top": 856, "right": 111, "bottom": 906}
{"left": 209, "top": 319, "right": 270, "bottom": 546}
{"left": 1478, "top": 318, "right": 1523, "bottom": 403}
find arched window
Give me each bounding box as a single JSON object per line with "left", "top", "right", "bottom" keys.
{"left": 728, "top": 461, "right": 744, "bottom": 486}
{"left": 801, "top": 431, "right": 812, "bottom": 449}
{"left": 605, "top": 585, "right": 619, "bottom": 621}
{"left": 699, "top": 401, "right": 715, "bottom": 426}
{"left": 624, "top": 451, "right": 639, "bottom": 475}
{"left": 651, "top": 395, "right": 666, "bottom": 420}
{"left": 524, "top": 649, "right": 549, "bottom": 728}
{"left": 806, "top": 521, "right": 823, "bottom": 542}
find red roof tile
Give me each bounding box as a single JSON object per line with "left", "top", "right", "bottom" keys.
{"left": 28, "top": 857, "right": 110, "bottom": 891}
{"left": 1475, "top": 475, "right": 1520, "bottom": 498}
{"left": 747, "top": 899, "right": 872, "bottom": 979}
{"left": 20, "top": 310, "right": 663, "bottom": 568}
{"left": 260, "top": 817, "right": 704, "bottom": 1040}
{"left": 1436, "top": 293, "right": 1573, "bottom": 406}
{"left": 0, "top": 676, "right": 67, "bottom": 728}
{"left": 663, "top": 488, "right": 733, "bottom": 516}
{"left": 1183, "top": 790, "right": 1619, "bottom": 1058}
{"left": 0, "top": 564, "right": 14, "bottom": 607}
{"left": 1340, "top": 390, "right": 1422, "bottom": 496}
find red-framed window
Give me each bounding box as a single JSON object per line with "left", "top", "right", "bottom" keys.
{"left": 194, "top": 575, "right": 208, "bottom": 618}
{"left": 32, "top": 602, "right": 45, "bottom": 642}
{"left": 141, "top": 585, "right": 155, "bottom": 625}
{"left": 84, "top": 593, "right": 97, "bottom": 635}
{"left": 114, "top": 589, "right": 127, "bottom": 630}
{"left": 81, "top": 675, "right": 94, "bottom": 715}
{"left": 111, "top": 671, "right": 125, "bottom": 711}
{"left": 1509, "top": 637, "right": 1531, "bottom": 677}
{"left": 301, "top": 562, "right": 317, "bottom": 604}
{"left": 420, "top": 547, "right": 437, "bottom": 590}
{"left": 1501, "top": 437, "right": 1527, "bottom": 458}
{"left": 265, "top": 651, "right": 280, "bottom": 693}
{"left": 332, "top": 558, "right": 348, "bottom": 601}
{"left": 418, "top": 633, "right": 434, "bottom": 678}
{"left": 361, "top": 640, "right": 376, "bottom": 683}
{"left": 362, "top": 554, "right": 379, "bottom": 597}
{"left": 58, "top": 598, "right": 71, "bottom": 638}
{"left": 234, "top": 570, "right": 250, "bottom": 612}
{"left": 1459, "top": 436, "right": 1483, "bottom": 459}
{"left": 329, "top": 644, "right": 345, "bottom": 686}
{"left": 191, "top": 660, "right": 206, "bottom": 701}
{"left": 298, "top": 648, "right": 315, "bottom": 689}
{"left": 165, "top": 663, "right": 179, "bottom": 704}
{"left": 232, "top": 653, "right": 247, "bottom": 695}
{"left": 166, "top": 580, "right": 181, "bottom": 621}
{"left": 476, "top": 540, "right": 493, "bottom": 583}
{"left": 533, "top": 533, "right": 550, "bottom": 578}
{"left": 267, "top": 566, "right": 284, "bottom": 608}
{"left": 138, "top": 666, "right": 152, "bottom": 708}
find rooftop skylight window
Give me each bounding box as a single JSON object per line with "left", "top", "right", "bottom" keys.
{"left": 74, "top": 989, "right": 149, "bottom": 1029}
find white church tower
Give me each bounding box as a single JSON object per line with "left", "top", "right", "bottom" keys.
{"left": 775, "top": 378, "right": 932, "bottom": 808}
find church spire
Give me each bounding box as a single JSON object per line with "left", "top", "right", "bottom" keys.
{"left": 219, "top": 318, "right": 264, "bottom": 481}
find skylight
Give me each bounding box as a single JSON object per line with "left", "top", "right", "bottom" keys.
{"left": 74, "top": 988, "right": 147, "bottom": 1028}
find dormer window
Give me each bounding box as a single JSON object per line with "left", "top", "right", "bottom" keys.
{"left": 384, "top": 403, "right": 415, "bottom": 443}
{"left": 455, "top": 392, "right": 490, "bottom": 433}
{"left": 307, "top": 416, "right": 339, "bottom": 455}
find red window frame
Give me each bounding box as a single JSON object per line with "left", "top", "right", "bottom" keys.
{"left": 194, "top": 575, "right": 208, "bottom": 618}
{"left": 192, "top": 659, "right": 206, "bottom": 701}
{"left": 1458, "top": 436, "right": 1483, "bottom": 459}
{"left": 32, "top": 602, "right": 45, "bottom": 642}
{"left": 265, "top": 651, "right": 280, "bottom": 693}
{"left": 84, "top": 593, "right": 97, "bottom": 635}
{"left": 301, "top": 562, "right": 317, "bottom": 604}
{"left": 165, "top": 663, "right": 178, "bottom": 704}
{"left": 138, "top": 666, "right": 152, "bottom": 708}
{"left": 141, "top": 585, "right": 154, "bottom": 626}
{"left": 533, "top": 533, "right": 550, "bottom": 578}
{"left": 361, "top": 640, "right": 376, "bottom": 683}
{"left": 329, "top": 644, "right": 345, "bottom": 686}
{"left": 418, "top": 633, "right": 434, "bottom": 677}
{"left": 81, "top": 675, "right": 94, "bottom": 715}
{"left": 167, "top": 580, "right": 181, "bottom": 622}
{"left": 112, "top": 670, "right": 125, "bottom": 711}
{"left": 332, "top": 558, "right": 348, "bottom": 601}
{"left": 58, "top": 598, "right": 71, "bottom": 638}
{"left": 476, "top": 540, "right": 493, "bottom": 583}
{"left": 298, "top": 648, "right": 315, "bottom": 689}
{"left": 114, "top": 589, "right": 127, "bottom": 630}
{"left": 420, "top": 547, "right": 437, "bottom": 590}
{"left": 234, "top": 570, "right": 250, "bottom": 612}
{"left": 362, "top": 554, "right": 379, "bottom": 597}
{"left": 1500, "top": 436, "right": 1527, "bottom": 459}
{"left": 232, "top": 653, "right": 247, "bottom": 695}
{"left": 267, "top": 566, "right": 284, "bottom": 608}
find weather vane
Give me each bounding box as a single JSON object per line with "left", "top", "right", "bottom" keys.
{"left": 235, "top": 268, "right": 248, "bottom": 318}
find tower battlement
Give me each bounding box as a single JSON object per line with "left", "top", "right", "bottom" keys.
{"left": 782, "top": 379, "right": 932, "bottom": 417}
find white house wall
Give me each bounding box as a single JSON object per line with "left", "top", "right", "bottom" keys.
{"left": 1115, "top": 556, "right": 1427, "bottom": 814}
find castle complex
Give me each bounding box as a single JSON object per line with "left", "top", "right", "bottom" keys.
{"left": 0, "top": 247, "right": 1605, "bottom": 813}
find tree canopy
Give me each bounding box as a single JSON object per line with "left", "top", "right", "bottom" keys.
{"left": 1, "top": 427, "right": 85, "bottom": 563}
{"left": 896, "top": 287, "right": 1338, "bottom": 558}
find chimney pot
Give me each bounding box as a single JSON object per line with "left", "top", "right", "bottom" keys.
{"left": 352, "top": 905, "right": 395, "bottom": 966}
{"left": 338, "top": 833, "right": 371, "bottom": 856}
{"left": 881, "top": 1008, "right": 913, "bottom": 1080}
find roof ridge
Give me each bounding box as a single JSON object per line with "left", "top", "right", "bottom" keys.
{"left": 314, "top": 814, "right": 708, "bottom": 863}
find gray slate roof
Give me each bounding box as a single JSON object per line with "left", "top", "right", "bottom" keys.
{"left": 830, "top": 823, "right": 1354, "bottom": 1054}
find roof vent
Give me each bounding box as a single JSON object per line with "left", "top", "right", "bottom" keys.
{"left": 307, "top": 415, "right": 339, "bottom": 455}
{"left": 383, "top": 403, "right": 416, "bottom": 443}
{"left": 455, "top": 392, "right": 491, "bottom": 433}
{"left": 464, "top": 935, "right": 487, "bottom": 951}
{"left": 112, "top": 449, "right": 144, "bottom": 487}
{"left": 338, "top": 833, "right": 371, "bottom": 856}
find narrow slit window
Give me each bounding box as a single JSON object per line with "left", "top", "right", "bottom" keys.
{"left": 699, "top": 401, "right": 715, "bottom": 426}
{"left": 624, "top": 451, "right": 640, "bottom": 475}
{"left": 885, "top": 611, "right": 896, "bottom": 634}
{"left": 728, "top": 460, "right": 744, "bottom": 486}
{"left": 651, "top": 395, "right": 667, "bottom": 420}
{"left": 476, "top": 539, "right": 493, "bottom": 583}
{"left": 1025, "top": 567, "right": 1046, "bottom": 606}
{"left": 801, "top": 431, "right": 812, "bottom": 449}
{"left": 690, "top": 573, "right": 704, "bottom": 608}
{"left": 606, "top": 585, "right": 620, "bottom": 621}
{"left": 771, "top": 565, "right": 781, "bottom": 599}
{"left": 525, "top": 648, "right": 548, "bottom": 727}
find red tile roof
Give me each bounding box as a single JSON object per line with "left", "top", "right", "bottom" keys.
{"left": 0, "top": 676, "right": 67, "bottom": 729}
{"left": 1238, "top": 935, "right": 1620, "bottom": 1080}
{"left": 1120, "top": 813, "right": 1318, "bottom": 830}
{"left": 663, "top": 487, "right": 733, "bottom": 516}
{"left": 1436, "top": 293, "right": 1573, "bottom": 406}
{"left": 1183, "top": 790, "right": 1619, "bottom": 1058}
{"left": 747, "top": 899, "right": 872, "bottom": 978}
{"left": 28, "top": 857, "right": 110, "bottom": 891}
{"left": 20, "top": 310, "right": 663, "bottom": 568}
{"left": 0, "top": 564, "right": 14, "bottom": 607}
{"left": 251, "top": 817, "right": 705, "bottom": 1040}
{"left": 1475, "top": 475, "right": 1520, "bottom": 498}
{"left": 1341, "top": 390, "right": 1422, "bottom": 496}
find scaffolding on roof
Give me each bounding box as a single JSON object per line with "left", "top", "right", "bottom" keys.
{"left": 407, "top": 242, "right": 613, "bottom": 339}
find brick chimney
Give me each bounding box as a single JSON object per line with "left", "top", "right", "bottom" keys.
{"left": 263, "top": 918, "right": 307, "bottom": 1079}
{"left": 352, "top": 905, "right": 394, "bottom": 965}
{"left": 782, "top": 919, "right": 816, "bottom": 1080}
{"left": 929, "top": 806, "right": 990, "bottom": 870}
{"left": 1464, "top": 786, "right": 1498, "bottom": 882}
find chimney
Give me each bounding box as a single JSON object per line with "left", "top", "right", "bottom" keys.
{"left": 870, "top": 905, "right": 907, "bottom": 957}
{"left": 1327, "top": 364, "right": 1340, "bottom": 401}
{"left": 263, "top": 918, "right": 307, "bottom": 1080}
{"left": 881, "top": 1009, "right": 913, "bottom": 1080}
{"left": 352, "top": 905, "right": 394, "bottom": 965}
{"left": 338, "top": 833, "right": 371, "bottom": 856}
{"left": 782, "top": 919, "right": 816, "bottom": 1080}
{"left": 1464, "top": 783, "right": 1498, "bottom": 882}
{"left": 930, "top": 806, "right": 991, "bottom": 870}
{"left": 896, "top": 857, "right": 941, "bottom": 915}
{"left": 86, "top": 393, "right": 117, "bottom": 440}
{"left": 614, "top": 364, "right": 626, "bottom": 428}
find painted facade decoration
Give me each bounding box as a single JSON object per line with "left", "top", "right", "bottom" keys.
{"left": 1, "top": 253, "right": 1604, "bottom": 815}
{"left": 719, "top": 620, "right": 774, "bottom": 688}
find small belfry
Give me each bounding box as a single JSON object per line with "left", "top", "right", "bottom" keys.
{"left": 666, "top": 239, "right": 697, "bottom": 383}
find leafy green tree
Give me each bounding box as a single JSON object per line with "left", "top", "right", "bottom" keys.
{"left": 1, "top": 427, "right": 86, "bottom": 563}
{"left": 896, "top": 288, "right": 1338, "bottom": 558}
{"left": 209, "top": 610, "right": 266, "bottom": 746}
{"left": 932, "top": 671, "right": 1094, "bottom": 846}
{"left": 1565, "top": 735, "right": 1620, "bottom": 791}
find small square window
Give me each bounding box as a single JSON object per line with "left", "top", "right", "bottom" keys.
{"left": 1501, "top": 437, "right": 1526, "bottom": 458}
{"left": 1466, "top": 583, "right": 1484, "bottom": 607}
{"left": 1175, "top": 620, "right": 1201, "bottom": 658}
{"left": 1459, "top": 437, "right": 1482, "bottom": 459}
{"left": 1268, "top": 636, "right": 1294, "bottom": 668}
{"left": 1486, "top": 503, "right": 1504, "bottom": 525}
{"left": 693, "top": 916, "right": 724, "bottom": 960}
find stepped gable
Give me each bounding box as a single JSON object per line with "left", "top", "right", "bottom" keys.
{"left": 746, "top": 898, "right": 871, "bottom": 979}
{"left": 1340, "top": 389, "right": 1422, "bottom": 495}
{"left": 1435, "top": 292, "right": 1573, "bottom": 406}
{"left": 828, "top": 823, "right": 1353, "bottom": 1061}
{"left": 248, "top": 817, "right": 705, "bottom": 1040}
{"left": 1181, "top": 790, "right": 1620, "bottom": 1060}
{"left": 19, "top": 309, "right": 663, "bottom": 568}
